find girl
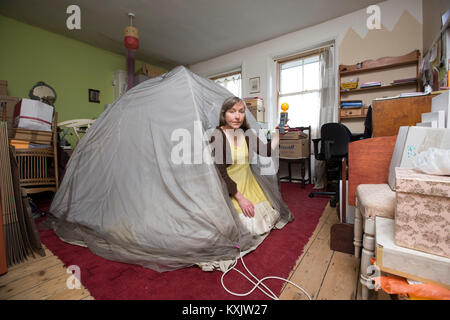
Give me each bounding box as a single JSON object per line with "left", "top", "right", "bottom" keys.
{"left": 211, "top": 96, "right": 290, "bottom": 235}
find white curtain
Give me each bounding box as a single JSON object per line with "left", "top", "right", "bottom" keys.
{"left": 214, "top": 73, "right": 242, "bottom": 98}
{"left": 313, "top": 46, "right": 337, "bottom": 189}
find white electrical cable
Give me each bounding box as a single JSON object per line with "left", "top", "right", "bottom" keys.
{"left": 221, "top": 258, "right": 278, "bottom": 299}
{"left": 221, "top": 246, "right": 312, "bottom": 300}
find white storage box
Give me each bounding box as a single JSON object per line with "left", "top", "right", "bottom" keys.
{"left": 13, "top": 99, "right": 54, "bottom": 131}
{"left": 420, "top": 110, "right": 446, "bottom": 128}
{"left": 388, "top": 126, "right": 450, "bottom": 190}
{"left": 431, "top": 90, "right": 449, "bottom": 128}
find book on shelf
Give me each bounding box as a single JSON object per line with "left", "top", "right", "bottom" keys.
{"left": 399, "top": 92, "right": 428, "bottom": 97}
{"left": 360, "top": 81, "right": 382, "bottom": 88}
{"left": 341, "top": 100, "right": 363, "bottom": 107}
{"left": 392, "top": 77, "right": 417, "bottom": 84}
{"left": 373, "top": 92, "right": 428, "bottom": 101}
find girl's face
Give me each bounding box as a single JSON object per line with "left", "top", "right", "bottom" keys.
{"left": 224, "top": 102, "right": 245, "bottom": 130}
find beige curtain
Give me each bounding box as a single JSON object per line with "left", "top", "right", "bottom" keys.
{"left": 313, "top": 45, "right": 337, "bottom": 189}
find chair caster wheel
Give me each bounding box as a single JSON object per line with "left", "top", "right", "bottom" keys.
{"left": 308, "top": 193, "right": 314, "bottom": 198}
{"left": 330, "top": 199, "right": 337, "bottom": 207}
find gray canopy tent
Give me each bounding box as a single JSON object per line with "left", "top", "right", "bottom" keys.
{"left": 49, "top": 66, "right": 293, "bottom": 272}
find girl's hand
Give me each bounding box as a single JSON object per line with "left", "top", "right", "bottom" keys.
{"left": 238, "top": 197, "right": 255, "bottom": 218}
{"left": 275, "top": 119, "right": 290, "bottom": 136}
{"left": 234, "top": 192, "right": 254, "bottom": 218}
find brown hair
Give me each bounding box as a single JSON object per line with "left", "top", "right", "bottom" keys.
{"left": 218, "top": 96, "right": 250, "bottom": 130}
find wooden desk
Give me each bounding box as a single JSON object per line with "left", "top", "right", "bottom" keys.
{"left": 372, "top": 95, "right": 436, "bottom": 137}
{"left": 375, "top": 217, "right": 450, "bottom": 289}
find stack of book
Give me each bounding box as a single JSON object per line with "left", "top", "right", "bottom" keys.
{"left": 392, "top": 77, "right": 417, "bottom": 85}
{"left": 360, "top": 81, "right": 382, "bottom": 88}
{"left": 341, "top": 100, "right": 363, "bottom": 108}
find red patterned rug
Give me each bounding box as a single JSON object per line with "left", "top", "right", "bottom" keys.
{"left": 34, "top": 183, "right": 329, "bottom": 300}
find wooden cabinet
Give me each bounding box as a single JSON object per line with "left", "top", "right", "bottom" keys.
{"left": 372, "top": 94, "right": 436, "bottom": 137}
{"left": 338, "top": 50, "right": 421, "bottom": 133}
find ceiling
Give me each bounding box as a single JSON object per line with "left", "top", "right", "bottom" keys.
{"left": 1, "top": 0, "right": 384, "bottom": 69}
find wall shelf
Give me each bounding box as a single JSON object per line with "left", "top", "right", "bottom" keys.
{"left": 339, "top": 50, "right": 420, "bottom": 75}
{"left": 340, "top": 80, "right": 418, "bottom": 94}
{"left": 338, "top": 50, "right": 421, "bottom": 127}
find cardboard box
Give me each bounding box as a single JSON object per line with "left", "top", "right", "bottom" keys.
{"left": 279, "top": 138, "right": 309, "bottom": 158}
{"left": 248, "top": 106, "right": 264, "bottom": 122}
{"left": 0, "top": 80, "right": 7, "bottom": 96}
{"left": 13, "top": 98, "right": 54, "bottom": 131}
{"left": 244, "top": 97, "right": 263, "bottom": 108}
{"left": 13, "top": 128, "right": 53, "bottom": 145}
{"left": 280, "top": 130, "right": 307, "bottom": 140}
{"left": 134, "top": 74, "right": 150, "bottom": 86}
{"left": 431, "top": 90, "right": 450, "bottom": 128}
{"left": 0, "top": 95, "right": 20, "bottom": 138}
{"left": 394, "top": 167, "right": 450, "bottom": 259}
{"left": 135, "top": 63, "right": 166, "bottom": 78}
{"left": 244, "top": 98, "right": 264, "bottom": 122}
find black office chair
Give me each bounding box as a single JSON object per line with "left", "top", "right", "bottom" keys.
{"left": 308, "top": 122, "right": 354, "bottom": 207}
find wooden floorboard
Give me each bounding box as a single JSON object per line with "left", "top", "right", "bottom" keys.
{"left": 0, "top": 244, "right": 93, "bottom": 300}
{"left": 0, "top": 200, "right": 391, "bottom": 300}
{"left": 279, "top": 201, "right": 334, "bottom": 299}
{"left": 316, "top": 251, "right": 359, "bottom": 300}
{"left": 279, "top": 202, "right": 392, "bottom": 300}
{"left": 279, "top": 211, "right": 335, "bottom": 300}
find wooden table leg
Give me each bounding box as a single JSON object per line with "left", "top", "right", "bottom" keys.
{"left": 301, "top": 160, "right": 306, "bottom": 188}
{"left": 288, "top": 162, "right": 292, "bottom": 183}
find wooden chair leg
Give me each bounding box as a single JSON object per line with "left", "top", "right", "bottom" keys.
{"left": 360, "top": 217, "right": 375, "bottom": 300}
{"left": 353, "top": 203, "right": 363, "bottom": 258}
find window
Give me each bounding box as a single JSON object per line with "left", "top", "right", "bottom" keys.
{"left": 278, "top": 54, "right": 320, "bottom": 129}
{"left": 211, "top": 71, "right": 242, "bottom": 98}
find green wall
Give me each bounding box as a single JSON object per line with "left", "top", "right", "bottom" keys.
{"left": 0, "top": 14, "right": 166, "bottom": 123}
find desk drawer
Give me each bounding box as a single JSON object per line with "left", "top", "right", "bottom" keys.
{"left": 340, "top": 108, "right": 364, "bottom": 117}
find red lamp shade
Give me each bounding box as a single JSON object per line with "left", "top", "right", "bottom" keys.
{"left": 124, "top": 26, "right": 139, "bottom": 50}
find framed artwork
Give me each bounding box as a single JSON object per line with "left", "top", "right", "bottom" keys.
{"left": 249, "top": 77, "right": 260, "bottom": 93}
{"left": 89, "top": 89, "right": 100, "bottom": 103}
{"left": 29, "top": 81, "right": 57, "bottom": 105}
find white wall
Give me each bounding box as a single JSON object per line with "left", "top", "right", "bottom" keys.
{"left": 189, "top": 0, "right": 422, "bottom": 129}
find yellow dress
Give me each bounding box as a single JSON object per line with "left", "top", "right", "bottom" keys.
{"left": 227, "top": 139, "right": 280, "bottom": 235}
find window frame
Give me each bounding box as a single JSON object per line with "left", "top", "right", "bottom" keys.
{"left": 276, "top": 51, "right": 321, "bottom": 111}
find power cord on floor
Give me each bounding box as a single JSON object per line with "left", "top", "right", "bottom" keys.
{"left": 221, "top": 245, "right": 312, "bottom": 300}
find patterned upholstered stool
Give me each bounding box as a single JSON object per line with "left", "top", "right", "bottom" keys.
{"left": 354, "top": 183, "right": 396, "bottom": 300}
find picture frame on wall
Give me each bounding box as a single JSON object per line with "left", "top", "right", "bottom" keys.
{"left": 249, "top": 77, "right": 260, "bottom": 93}
{"left": 89, "top": 89, "right": 100, "bottom": 103}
